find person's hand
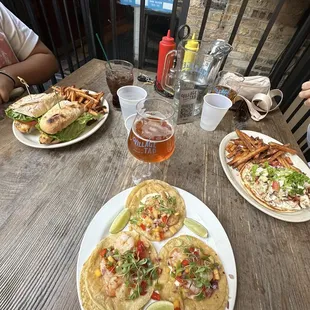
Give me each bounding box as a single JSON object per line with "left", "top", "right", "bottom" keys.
{"left": 0, "top": 74, "right": 15, "bottom": 104}
{"left": 299, "top": 81, "right": 310, "bottom": 107}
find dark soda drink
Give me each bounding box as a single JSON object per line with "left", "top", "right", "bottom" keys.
{"left": 105, "top": 60, "right": 134, "bottom": 109}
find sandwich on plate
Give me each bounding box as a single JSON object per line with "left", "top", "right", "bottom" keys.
{"left": 37, "top": 100, "right": 99, "bottom": 144}
{"left": 5, "top": 93, "right": 64, "bottom": 133}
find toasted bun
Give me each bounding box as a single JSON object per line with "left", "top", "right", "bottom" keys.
{"left": 10, "top": 93, "right": 64, "bottom": 117}
{"left": 39, "top": 100, "right": 84, "bottom": 134}
{"left": 14, "top": 120, "right": 35, "bottom": 133}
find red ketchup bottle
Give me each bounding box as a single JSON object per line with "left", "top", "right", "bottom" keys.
{"left": 156, "top": 30, "right": 176, "bottom": 85}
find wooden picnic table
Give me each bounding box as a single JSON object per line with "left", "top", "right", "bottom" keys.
{"left": 1, "top": 59, "right": 309, "bottom": 310}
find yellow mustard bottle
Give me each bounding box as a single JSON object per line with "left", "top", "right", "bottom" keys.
{"left": 183, "top": 33, "right": 199, "bottom": 70}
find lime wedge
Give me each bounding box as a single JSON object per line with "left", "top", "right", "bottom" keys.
{"left": 146, "top": 301, "right": 174, "bottom": 310}
{"left": 184, "top": 218, "right": 208, "bottom": 238}
{"left": 109, "top": 208, "right": 130, "bottom": 234}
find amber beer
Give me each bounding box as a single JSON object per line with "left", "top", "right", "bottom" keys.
{"left": 128, "top": 117, "right": 175, "bottom": 163}
{"left": 212, "top": 85, "right": 237, "bottom": 102}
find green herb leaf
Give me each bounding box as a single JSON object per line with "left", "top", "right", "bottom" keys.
{"left": 5, "top": 109, "right": 37, "bottom": 122}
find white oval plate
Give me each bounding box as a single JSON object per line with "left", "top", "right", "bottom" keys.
{"left": 219, "top": 130, "right": 310, "bottom": 222}
{"left": 12, "top": 94, "right": 109, "bottom": 149}
{"left": 76, "top": 187, "right": 237, "bottom": 310}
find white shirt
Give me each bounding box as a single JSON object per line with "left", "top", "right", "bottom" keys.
{"left": 0, "top": 3, "right": 38, "bottom": 68}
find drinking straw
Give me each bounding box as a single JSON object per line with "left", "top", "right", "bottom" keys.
{"left": 96, "top": 33, "right": 112, "bottom": 70}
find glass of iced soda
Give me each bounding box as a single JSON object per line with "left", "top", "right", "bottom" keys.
{"left": 105, "top": 60, "right": 134, "bottom": 109}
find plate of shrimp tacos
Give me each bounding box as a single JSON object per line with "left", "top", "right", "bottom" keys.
{"left": 77, "top": 180, "right": 237, "bottom": 310}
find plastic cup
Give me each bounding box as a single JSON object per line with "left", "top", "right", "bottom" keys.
{"left": 200, "top": 93, "right": 232, "bottom": 131}
{"left": 117, "top": 86, "right": 147, "bottom": 120}
{"left": 124, "top": 113, "right": 136, "bottom": 135}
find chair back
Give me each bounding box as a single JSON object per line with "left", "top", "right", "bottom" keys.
{"left": 283, "top": 96, "right": 310, "bottom": 161}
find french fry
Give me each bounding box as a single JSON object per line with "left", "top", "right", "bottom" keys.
{"left": 278, "top": 156, "right": 290, "bottom": 168}
{"left": 232, "top": 145, "right": 269, "bottom": 167}
{"left": 226, "top": 130, "right": 301, "bottom": 174}
{"left": 228, "top": 151, "right": 249, "bottom": 166}
{"left": 71, "top": 91, "right": 76, "bottom": 101}
{"left": 268, "top": 142, "right": 297, "bottom": 155}
{"left": 51, "top": 85, "right": 107, "bottom": 116}
{"left": 236, "top": 162, "right": 246, "bottom": 171}
{"left": 76, "top": 91, "right": 99, "bottom": 103}
{"left": 227, "top": 149, "right": 238, "bottom": 159}
{"left": 225, "top": 142, "right": 234, "bottom": 152}
{"left": 96, "top": 92, "right": 104, "bottom": 101}
{"left": 267, "top": 151, "right": 284, "bottom": 164}
{"left": 236, "top": 129, "right": 255, "bottom": 151}
{"left": 285, "top": 156, "right": 293, "bottom": 165}
{"left": 89, "top": 109, "right": 99, "bottom": 116}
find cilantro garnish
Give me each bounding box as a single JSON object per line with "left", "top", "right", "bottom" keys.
{"left": 109, "top": 249, "right": 159, "bottom": 300}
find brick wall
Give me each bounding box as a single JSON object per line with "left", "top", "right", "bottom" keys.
{"left": 186, "top": 0, "right": 309, "bottom": 76}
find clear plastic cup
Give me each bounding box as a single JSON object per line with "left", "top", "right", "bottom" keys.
{"left": 124, "top": 113, "right": 136, "bottom": 135}
{"left": 117, "top": 86, "right": 147, "bottom": 120}
{"left": 200, "top": 93, "right": 232, "bottom": 131}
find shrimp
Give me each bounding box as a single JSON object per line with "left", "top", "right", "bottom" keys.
{"left": 167, "top": 214, "right": 179, "bottom": 226}
{"left": 104, "top": 275, "right": 123, "bottom": 297}
{"left": 186, "top": 281, "right": 201, "bottom": 295}
{"left": 168, "top": 248, "right": 187, "bottom": 267}
{"left": 99, "top": 261, "right": 123, "bottom": 297}
{"left": 114, "top": 233, "right": 135, "bottom": 254}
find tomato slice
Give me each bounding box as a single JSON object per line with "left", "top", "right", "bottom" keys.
{"left": 162, "top": 215, "right": 168, "bottom": 224}
{"left": 140, "top": 280, "right": 147, "bottom": 295}
{"left": 159, "top": 231, "right": 165, "bottom": 240}
{"left": 107, "top": 265, "right": 115, "bottom": 273}
{"left": 272, "top": 180, "right": 280, "bottom": 192}
{"left": 151, "top": 291, "right": 161, "bottom": 300}
{"left": 137, "top": 240, "right": 146, "bottom": 258}
{"left": 99, "top": 248, "right": 107, "bottom": 257}
{"left": 181, "top": 259, "right": 189, "bottom": 267}
{"left": 176, "top": 276, "right": 187, "bottom": 285}
{"left": 19, "top": 120, "right": 37, "bottom": 126}
{"left": 140, "top": 223, "right": 146, "bottom": 231}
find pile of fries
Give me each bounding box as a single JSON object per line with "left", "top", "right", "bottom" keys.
{"left": 52, "top": 85, "right": 107, "bottom": 117}
{"left": 226, "top": 130, "right": 299, "bottom": 172}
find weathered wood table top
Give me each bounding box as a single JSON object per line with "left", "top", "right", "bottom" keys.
{"left": 1, "top": 59, "right": 309, "bottom": 310}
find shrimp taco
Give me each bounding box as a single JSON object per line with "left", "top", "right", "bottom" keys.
{"left": 80, "top": 231, "right": 160, "bottom": 310}
{"left": 126, "top": 180, "right": 186, "bottom": 241}
{"left": 241, "top": 162, "right": 310, "bottom": 212}
{"left": 158, "top": 235, "right": 228, "bottom": 310}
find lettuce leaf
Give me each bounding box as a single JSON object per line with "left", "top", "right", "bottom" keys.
{"left": 5, "top": 108, "right": 37, "bottom": 122}
{"left": 37, "top": 112, "right": 99, "bottom": 142}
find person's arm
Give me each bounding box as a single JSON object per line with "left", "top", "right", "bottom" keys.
{"left": 299, "top": 81, "right": 310, "bottom": 107}
{"left": 0, "top": 40, "right": 58, "bottom": 103}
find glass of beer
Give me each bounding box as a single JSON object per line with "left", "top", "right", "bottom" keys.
{"left": 211, "top": 71, "right": 244, "bottom": 104}
{"left": 127, "top": 98, "right": 176, "bottom": 184}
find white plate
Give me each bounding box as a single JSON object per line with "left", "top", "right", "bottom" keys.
{"left": 219, "top": 130, "right": 310, "bottom": 222}
{"left": 76, "top": 187, "right": 237, "bottom": 310}
{"left": 12, "top": 94, "right": 109, "bottom": 149}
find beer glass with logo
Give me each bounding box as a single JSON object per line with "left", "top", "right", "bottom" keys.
{"left": 211, "top": 71, "right": 244, "bottom": 103}
{"left": 127, "top": 98, "right": 176, "bottom": 184}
